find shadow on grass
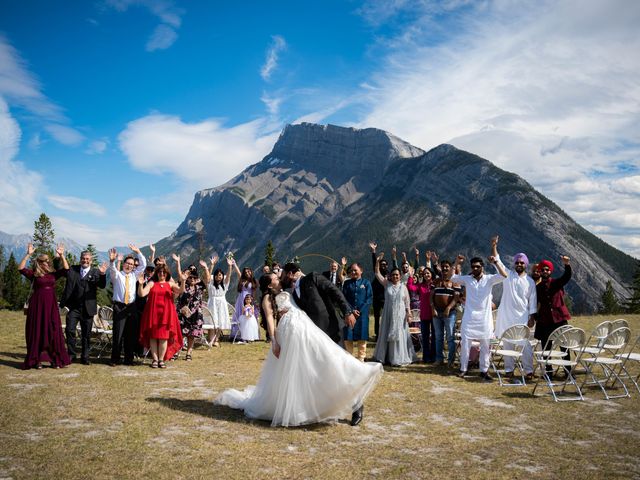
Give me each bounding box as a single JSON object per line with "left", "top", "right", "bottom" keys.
{"left": 146, "top": 397, "right": 337, "bottom": 430}
{"left": 0, "top": 351, "right": 26, "bottom": 369}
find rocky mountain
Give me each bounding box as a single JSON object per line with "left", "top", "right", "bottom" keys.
{"left": 153, "top": 123, "right": 635, "bottom": 313}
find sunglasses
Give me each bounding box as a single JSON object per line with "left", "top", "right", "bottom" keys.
{"left": 471, "top": 264, "right": 483, "bottom": 269}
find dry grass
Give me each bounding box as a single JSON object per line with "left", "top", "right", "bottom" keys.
{"left": 0, "top": 311, "right": 639, "bottom": 480}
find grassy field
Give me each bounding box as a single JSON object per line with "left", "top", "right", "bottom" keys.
{"left": 0, "top": 311, "right": 639, "bottom": 480}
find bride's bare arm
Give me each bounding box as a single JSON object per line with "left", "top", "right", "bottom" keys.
{"left": 262, "top": 295, "right": 280, "bottom": 358}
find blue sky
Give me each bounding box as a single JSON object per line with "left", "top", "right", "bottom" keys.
{"left": 1, "top": 1, "right": 639, "bottom": 257}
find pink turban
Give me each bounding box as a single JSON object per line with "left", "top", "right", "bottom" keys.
{"left": 537, "top": 260, "right": 554, "bottom": 273}
{"left": 513, "top": 253, "right": 529, "bottom": 267}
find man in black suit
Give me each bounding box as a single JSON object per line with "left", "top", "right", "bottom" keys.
{"left": 321, "top": 259, "right": 345, "bottom": 289}
{"left": 60, "top": 250, "right": 108, "bottom": 365}
{"left": 282, "top": 263, "right": 368, "bottom": 426}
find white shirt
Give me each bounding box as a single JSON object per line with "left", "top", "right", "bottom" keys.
{"left": 294, "top": 276, "right": 302, "bottom": 298}
{"left": 80, "top": 266, "right": 90, "bottom": 278}
{"left": 109, "top": 253, "right": 147, "bottom": 304}
{"left": 451, "top": 271, "right": 504, "bottom": 339}
{"left": 494, "top": 256, "right": 537, "bottom": 337}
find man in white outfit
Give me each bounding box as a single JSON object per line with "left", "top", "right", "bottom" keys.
{"left": 452, "top": 252, "right": 506, "bottom": 381}
{"left": 492, "top": 236, "right": 537, "bottom": 380}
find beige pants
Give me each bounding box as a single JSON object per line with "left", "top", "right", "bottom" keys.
{"left": 344, "top": 340, "right": 367, "bottom": 362}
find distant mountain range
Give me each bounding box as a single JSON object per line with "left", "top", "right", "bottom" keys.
{"left": 2, "top": 123, "right": 635, "bottom": 312}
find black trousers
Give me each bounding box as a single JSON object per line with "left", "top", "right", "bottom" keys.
{"left": 373, "top": 300, "right": 384, "bottom": 337}
{"left": 65, "top": 307, "right": 93, "bottom": 361}
{"left": 536, "top": 320, "right": 569, "bottom": 372}
{"left": 112, "top": 302, "right": 139, "bottom": 363}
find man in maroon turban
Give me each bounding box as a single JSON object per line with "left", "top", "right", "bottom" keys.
{"left": 532, "top": 256, "right": 572, "bottom": 375}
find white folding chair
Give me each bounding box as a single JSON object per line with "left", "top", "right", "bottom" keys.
{"left": 610, "top": 319, "right": 629, "bottom": 331}
{"left": 409, "top": 309, "right": 422, "bottom": 353}
{"left": 614, "top": 334, "right": 640, "bottom": 395}
{"left": 491, "top": 324, "right": 530, "bottom": 386}
{"left": 532, "top": 327, "right": 586, "bottom": 402}
{"left": 579, "top": 326, "right": 631, "bottom": 400}
{"left": 96, "top": 306, "right": 114, "bottom": 358}
{"left": 200, "top": 306, "right": 222, "bottom": 349}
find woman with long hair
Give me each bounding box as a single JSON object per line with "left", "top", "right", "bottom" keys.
{"left": 230, "top": 263, "right": 257, "bottom": 340}
{"left": 18, "top": 243, "right": 71, "bottom": 369}
{"left": 201, "top": 255, "right": 235, "bottom": 346}
{"left": 372, "top": 253, "right": 416, "bottom": 366}
{"left": 138, "top": 262, "right": 186, "bottom": 368}
{"left": 177, "top": 269, "right": 205, "bottom": 361}
{"left": 215, "top": 272, "right": 383, "bottom": 427}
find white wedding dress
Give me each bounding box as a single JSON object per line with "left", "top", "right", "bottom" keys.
{"left": 214, "top": 291, "right": 384, "bottom": 427}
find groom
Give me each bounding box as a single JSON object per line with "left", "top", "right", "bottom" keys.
{"left": 281, "top": 263, "right": 366, "bottom": 426}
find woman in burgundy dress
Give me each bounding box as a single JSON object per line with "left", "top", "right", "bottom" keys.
{"left": 18, "top": 242, "right": 71, "bottom": 369}
{"left": 138, "top": 263, "right": 186, "bottom": 368}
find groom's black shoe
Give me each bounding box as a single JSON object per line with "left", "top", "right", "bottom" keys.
{"left": 350, "top": 406, "right": 364, "bottom": 426}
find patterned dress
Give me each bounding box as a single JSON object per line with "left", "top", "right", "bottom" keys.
{"left": 178, "top": 284, "right": 205, "bottom": 338}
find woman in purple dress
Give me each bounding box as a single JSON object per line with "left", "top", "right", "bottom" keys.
{"left": 18, "top": 243, "right": 71, "bottom": 369}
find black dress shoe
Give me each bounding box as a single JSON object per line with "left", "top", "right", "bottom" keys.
{"left": 81, "top": 359, "right": 91, "bottom": 365}
{"left": 350, "top": 406, "right": 364, "bottom": 426}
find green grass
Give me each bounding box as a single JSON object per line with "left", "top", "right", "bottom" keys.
{"left": 1, "top": 311, "right": 639, "bottom": 479}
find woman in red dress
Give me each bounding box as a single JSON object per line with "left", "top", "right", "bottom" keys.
{"left": 18, "top": 242, "right": 71, "bottom": 369}
{"left": 138, "top": 263, "right": 186, "bottom": 368}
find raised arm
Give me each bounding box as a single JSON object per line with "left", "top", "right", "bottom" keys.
{"left": 18, "top": 243, "right": 35, "bottom": 270}
{"left": 225, "top": 257, "right": 235, "bottom": 288}
{"left": 56, "top": 243, "right": 69, "bottom": 270}
{"left": 374, "top": 253, "right": 387, "bottom": 286}
{"left": 129, "top": 244, "right": 147, "bottom": 274}
{"left": 171, "top": 270, "right": 187, "bottom": 296}
{"left": 199, "top": 260, "right": 211, "bottom": 284}
{"left": 171, "top": 253, "right": 182, "bottom": 279}
{"left": 337, "top": 256, "right": 347, "bottom": 285}
{"left": 489, "top": 254, "right": 507, "bottom": 278}
{"left": 137, "top": 273, "right": 153, "bottom": 297}
{"left": 149, "top": 244, "right": 156, "bottom": 263}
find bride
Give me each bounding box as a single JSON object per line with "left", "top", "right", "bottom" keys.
{"left": 214, "top": 272, "right": 384, "bottom": 427}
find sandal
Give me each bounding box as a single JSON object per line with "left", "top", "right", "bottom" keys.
{"left": 158, "top": 361, "right": 167, "bottom": 369}
{"left": 185, "top": 354, "right": 192, "bottom": 361}
{"left": 151, "top": 360, "right": 158, "bottom": 368}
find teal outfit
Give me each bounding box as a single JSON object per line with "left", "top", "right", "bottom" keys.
{"left": 342, "top": 278, "right": 373, "bottom": 341}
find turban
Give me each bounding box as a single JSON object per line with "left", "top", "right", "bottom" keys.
{"left": 513, "top": 253, "right": 529, "bottom": 267}
{"left": 537, "top": 259, "right": 554, "bottom": 273}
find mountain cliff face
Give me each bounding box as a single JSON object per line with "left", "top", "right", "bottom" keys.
{"left": 154, "top": 123, "right": 635, "bottom": 313}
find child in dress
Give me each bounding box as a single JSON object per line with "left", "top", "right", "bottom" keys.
{"left": 238, "top": 295, "right": 260, "bottom": 343}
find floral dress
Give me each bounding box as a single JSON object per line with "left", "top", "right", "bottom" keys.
{"left": 177, "top": 283, "right": 205, "bottom": 337}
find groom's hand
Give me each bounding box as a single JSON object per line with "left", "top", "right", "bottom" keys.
{"left": 344, "top": 313, "right": 356, "bottom": 329}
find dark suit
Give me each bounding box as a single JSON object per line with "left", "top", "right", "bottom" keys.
{"left": 322, "top": 270, "right": 343, "bottom": 289}
{"left": 60, "top": 265, "right": 106, "bottom": 361}
{"left": 293, "top": 272, "right": 352, "bottom": 344}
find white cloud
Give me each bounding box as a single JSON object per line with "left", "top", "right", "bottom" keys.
{"left": 0, "top": 35, "right": 84, "bottom": 145}
{"left": 85, "top": 138, "right": 108, "bottom": 155}
{"left": 358, "top": 0, "right": 640, "bottom": 257}
{"left": 146, "top": 24, "right": 178, "bottom": 51}
{"left": 260, "top": 35, "right": 287, "bottom": 81}
{"left": 118, "top": 113, "right": 279, "bottom": 188}
{"left": 0, "top": 97, "right": 46, "bottom": 234}
{"left": 44, "top": 124, "right": 85, "bottom": 146}
{"left": 47, "top": 195, "right": 107, "bottom": 217}
{"left": 106, "top": 0, "right": 184, "bottom": 51}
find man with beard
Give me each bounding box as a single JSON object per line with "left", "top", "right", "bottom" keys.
{"left": 491, "top": 236, "right": 537, "bottom": 381}
{"left": 369, "top": 242, "right": 388, "bottom": 340}
{"left": 452, "top": 251, "right": 507, "bottom": 381}
{"left": 281, "top": 263, "right": 365, "bottom": 425}
{"left": 532, "top": 256, "right": 572, "bottom": 353}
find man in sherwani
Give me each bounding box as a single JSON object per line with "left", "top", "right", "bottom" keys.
{"left": 491, "top": 236, "right": 537, "bottom": 380}
{"left": 452, "top": 251, "right": 507, "bottom": 381}
{"left": 342, "top": 262, "right": 373, "bottom": 362}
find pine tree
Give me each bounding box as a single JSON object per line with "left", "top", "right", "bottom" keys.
{"left": 0, "top": 245, "right": 5, "bottom": 306}
{"left": 33, "top": 213, "right": 55, "bottom": 258}
{"left": 600, "top": 280, "right": 621, "bottom": 314}
{"left": 3, "top": 252, "right": 25, "bottom": 310}
{"left": 626, "top": 261, "right": 640, "bottom": 314}
{"left": 85, "top": 244, "right": 99, "bottom": 268}
{"left": 264, "top": 240, "right": 276, "bottom": 266}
